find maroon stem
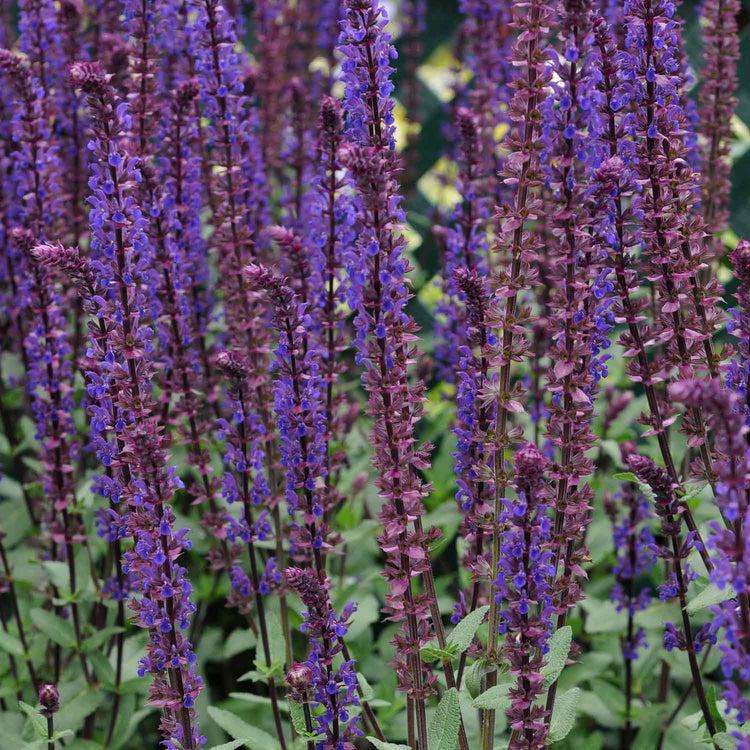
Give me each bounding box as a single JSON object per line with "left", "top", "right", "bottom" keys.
{"left": 236, "top": 388, "right": 288, "bottom": 750}
{"left": 301, "top": 692, "right": 315, "bottom": 750}
{"left": 483, "top": 5, "right": 545, "bottom": 743}
{"left": 669, "top": 531, "right": 716, "bottom": 741}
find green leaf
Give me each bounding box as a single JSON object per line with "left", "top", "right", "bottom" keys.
{"left": 0, "top": 477, "right": 31, "bottom": 547}
{"left": 109, "top": 696, "right": 152, "bottom": 750}
{"left": 237, "top": 669, "right": 264, "bottom": 683}
{"left": 420, "top": 642, "right": 456, "bottom": 662}
{"left": 427, "top": 687, "right": 461, "bottom": 750}
{"left": 41, "top": 561, "right": 72, "bottom": 593}
{"left": 542, "top": 626, "right": 572, "bottom": 688}
{"left": 223, "top": 628, "right": 257, "bottom": 660}
{"left": 577, "top": 690, "right": 624, "bottom": 729}
{"left": 30, "top": 608, "right": 76, "bottom": 649}
{"left": 63, "top": 739, "right": 102, "bottom": 750}
{"left": 465, "top": 659, "right": 486, "bottom": 700}
{"left": 446, "top": 605, "right": 489, "bottom": 655}
{"left": 581, "top": 599, "right": 627, "bottom": 634}
{"left": 266, "top": 607, "right": 286, "bottom": 667}
{"left": 471, "top": 682, "right": 512, "bottom": 711}
{"left": 0, "top": 628, "right": 25, "bottom": 657}
{"left": 86, "top": 649, "right": 115, "bottom": 688}
{"left": 19, "top": 701, "right": 48, "bottom": 740}
{"left": 82, "top": 627, "right": 124, "bottom": 652}
{"left": 51, "top": 730, "right": 74, "bottom": 741}
{"left": 706, "top": 686, "right": 727, "bottom": 734}
{"left": 253, "top": 659, "right": 284, "bottom": 679}
{"left": 612, "top": 473, "right": 656, "bottom": 502}
{"left": 613, "top": 472, "right": 640, "bottom": 483}
{"left": 685, "top": 583, "right": 735, "bottom": 614}
{"left": 56, "top": 685, "right": 105, "bottom": 734}
{"left": 631, "top": 714, "right": 664, "bottom": 750}
{"left": 680, "top": 709, "right": 703, "bottom": 732}
{"left": 207, "top": 706, "right": 280, "bottom": 750}
{"left": 367, "top": 740, "right": 412, "bottom": 750}
{"left": 207, "top": 742, "right": 259, "bottom": 750}
{"left": 288, "top": 701, "right": 308, "bottom": 736}
{"left": 549, "top": 688, "right": 581, "bottom": 742}
{"left": 713, "top": 733, "right": 738, "bottom": 750}
{"left": 357, "top": 672, "right": 375, "bottom": 703}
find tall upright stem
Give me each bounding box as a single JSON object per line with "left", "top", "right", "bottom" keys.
{"left": 236, "top": 388, "right": 288, "bottom": 750}
{"left": 482, "top": 7, "right": 544, "bottom": 747}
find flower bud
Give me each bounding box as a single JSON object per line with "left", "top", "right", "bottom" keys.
{"left": 38, "top": 684, "right": 60, "bottom": 717}
{"left": 285, "top": 662, "right": 313, "bottom": 691}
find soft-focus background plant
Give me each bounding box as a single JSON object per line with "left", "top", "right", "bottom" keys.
{"left": 1, "top": 0, "right": 750, "bottom": 749}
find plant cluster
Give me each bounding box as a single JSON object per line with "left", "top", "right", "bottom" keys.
{"left": 0, "top": 0, "right": 748, "bottom": 748}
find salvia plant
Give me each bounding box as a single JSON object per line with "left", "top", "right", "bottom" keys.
{"left": 2, "top": 0, "right": 750, "bottom": 748}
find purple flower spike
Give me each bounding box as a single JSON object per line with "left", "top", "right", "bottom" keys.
{"left": 496, "top": 443, "right": 554, "bottom": 747}
{"left": 285, "top": 567, "right": 362, "bottom": 748}
{"left": 244, "top": 263, "right": 333, "bottom": 562}
{"left": 61, "top": 62, "right": 205, "bottom": 749}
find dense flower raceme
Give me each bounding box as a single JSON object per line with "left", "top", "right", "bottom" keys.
{"left": 457, "top": 0, "right": 514, "bottom": 205}
{"left": 214, "top": 345, "right": 290, "bottom": 750}
{"left": 56, "top": 0, "right": 89, "bottom": 253}
{"left": 188, "top": 0, "right": 269, "bottom": 352}
{"left": 307, "top": 95, "right": 356, "bottom": 502}
{"left": 487, "top": 0, "right": 555, "bottom": 470}
{"left": 436, "top": 111, "right": 495, "bottom": 616}
{"left": 621, "top": 0, "right": 723, "bottom": 382}
{"left": 339, "top": 0, "right": 440, "bottom": 711}
{"left": 17, "top": 0, "right": 65, "bottom": 100}
{"left": 214, "top": 349, "right": 275, "bottom": 603}
{"left": 151, "top": 78, "right": 215, "bottom": 478}
{"left": 625, "top": 449, "right": 720, "bottom": 734}
{"left": 539, "top": 0, "right": 603, "bottom": 628}
{"left": 338, "top": 0, "right": 398, "bottom": 152}
{"left": 14, "top": 229, "right": 79, "bottom": 548}
{"left": 450, "top": 266, "right": 495, "bottom": 612}
{"left": 495, "top": 443, "right": 554, "bottom": 747}
{"left": 61, "top": 62, "right": 204, "bottom": 749}
{"left": 0, "top": 48, "right": 61, "bottom": 239}
{"left": 244, "top": 263, "right": 331, "bottom": 559}
{"left": 278, "top": 77, "right": 317, "bottom": 233}
{"left": 285, "top": 567, "right": 362, "bottom": 749}
{"left": 122, "top": 0, "right": 160, "bottom": 162}
{"left": 341, "top": 117, "right": 440, "bottom": 698}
